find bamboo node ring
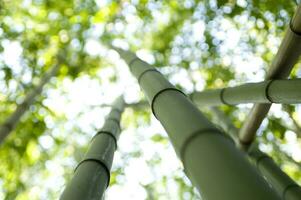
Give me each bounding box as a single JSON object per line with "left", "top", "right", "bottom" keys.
{"left": 282, "top": 184, "right": 299, "bottom": 199}
{"left": 138, "top": 69, "right": 160, "bottom": 84}
{"left": 180, "top": 128, "right": 229, "bottom": 163}
{"left": 265, "top": 80, "right": 275, "bottom": 103}
{"left": 92, "top": 131, "right": 118, "bottom": 150}
{"left": 289, "top": 19, "right": 301, "bottom": 35}
{"left": 128, "top": 57, "right": 140, "bottom": 70}
{"left": 151, "top": 88, "right": 187, "bottom": 118}
{"left": 220, "top": 88, "right": 231, "bottom": 105}
{"left": 74, "top": 158, "right": 111, "bottom": 188}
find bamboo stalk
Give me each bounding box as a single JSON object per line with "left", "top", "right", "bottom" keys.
{"left": 191, "top": 79, "right": 301, "bottom": 106}
{"left": 0, "top": 64, "right": 60, "bottom": 144}
{"left": 239, "top": 4, "right": 301, "bottom": 150}
{"left": 114, "top": 47, "right": 280, "bottom": 200}
{"left": 60, "top": 96, "right": 125, "bottom": 200}
{"left": 249, "top": 149, "right": 301, "bottom": 200}
{"left": 210, "top": 107, "right": 301, "bottom": 200}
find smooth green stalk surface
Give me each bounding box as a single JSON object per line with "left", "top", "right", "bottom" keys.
{"left": 60, "top": 96, "right": 124, "bottom": 200}
{"left": 192, "top": 79, "right": 301, "bottom": 106}
{"left": 115, "top": 47, "right": 280, "bottom": 200}
{"left": 210, "top": 107, "right": 301, "bottom": 200}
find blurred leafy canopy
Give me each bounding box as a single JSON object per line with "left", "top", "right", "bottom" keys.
{"left": 0, "top": 0, "right": 301, "bottom": 199}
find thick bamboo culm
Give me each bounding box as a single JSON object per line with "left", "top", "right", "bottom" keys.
{"left": 114, "top": 47, "right": 280, "bottom": 200}
{"left": 210, "top": 107, "right": 301, "bottom": 200}
{"left": 191, "top": 79, "right": 301, "bottom": 106}
{"left": 238, "top": 4, "right": 301, "bottom": 150}
{"left": 60, "top": 96, "right": 125, "bottom": 200}
{"left": 0, "top": 63, "right": 60, "bottom": 144}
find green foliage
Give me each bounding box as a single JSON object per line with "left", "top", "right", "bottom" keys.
{"left": 0, "top": 0, "right": 301, "bottom": 199}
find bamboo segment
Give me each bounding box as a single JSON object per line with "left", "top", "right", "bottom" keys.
{"left": 191, "top": 79, "right": 301, "bottom": 106}
{"left": 0, "top": 64, "right": 60, "bottom": 144}
{"left": 210, "top": 107, "right": 301, "bottom": 200}
{"left": 249, "top": 150, "right": 301, "bottom": 200}
{"left": 60, "top": 96, "right": 124, "bottom": 200}
{"left": 191, "top": 89, "right": 224, "bottom": 106}
{"left": 239, "top": 4, "right": 301, "bottom": 150}
{"left": 115, "top": 47, "right": 280, "bottom": 200}
{"left": 268, "top": 80, "right": 301, "bottom": 103}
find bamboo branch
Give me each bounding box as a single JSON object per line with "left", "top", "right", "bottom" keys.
{"left": 114, "top": 47, "right": 280, "bottom": 200}
{"left": 191, "top": 79, "right": 301, "bottom": 106}
{"left": 0, "top": 64, "right": 60, "bottom": 144}
{"left": 60, "top": 96, "right": 125, "bottom": 200}
{"left": 238, "top": 4, "right": 301, "bottom": 150}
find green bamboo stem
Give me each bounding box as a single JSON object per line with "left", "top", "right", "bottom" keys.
{"left": 114, "top": 47, "right": 280, "bottom": 200}
{"left": 60, "top": 96, "right": 125, "bottom": 200}
{"left": 239, "top": 4, "right": 301, "bottom": 150}
{"left": 210, "top": 107, "right": 301, "bottom": 200}
{"left": 249, "top": 149, "right": 301, "bottom": 200}
{"left": 191, "top": 79, "right": 301, "bottom": 106}
{"left": 0, "top": 64, "right": 60, "bottom": 144}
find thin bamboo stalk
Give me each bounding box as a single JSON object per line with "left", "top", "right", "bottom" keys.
{"left": 191, "top": 79, "right": 301, "bottom": 106}
{"left": 210, "top": 107, "right": 301, "bottom": 200}
{"left": 249, "top": 149, "right": 301, "bottom": 200}
{"left": 60, "top": 96, "right": 125, "bottom": 200}
{"left": 114, "top": 47, "right": 280, "bottom": 200}
{"left": 239, "top": 4, "right": 301, "bottom": 150}
{"left": 0, "top": 64, "right": 60, "bottom": 144}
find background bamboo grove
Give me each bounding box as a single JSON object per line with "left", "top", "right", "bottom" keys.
{"left": 1, "top": 0, "right": 301, "bottom": 200}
